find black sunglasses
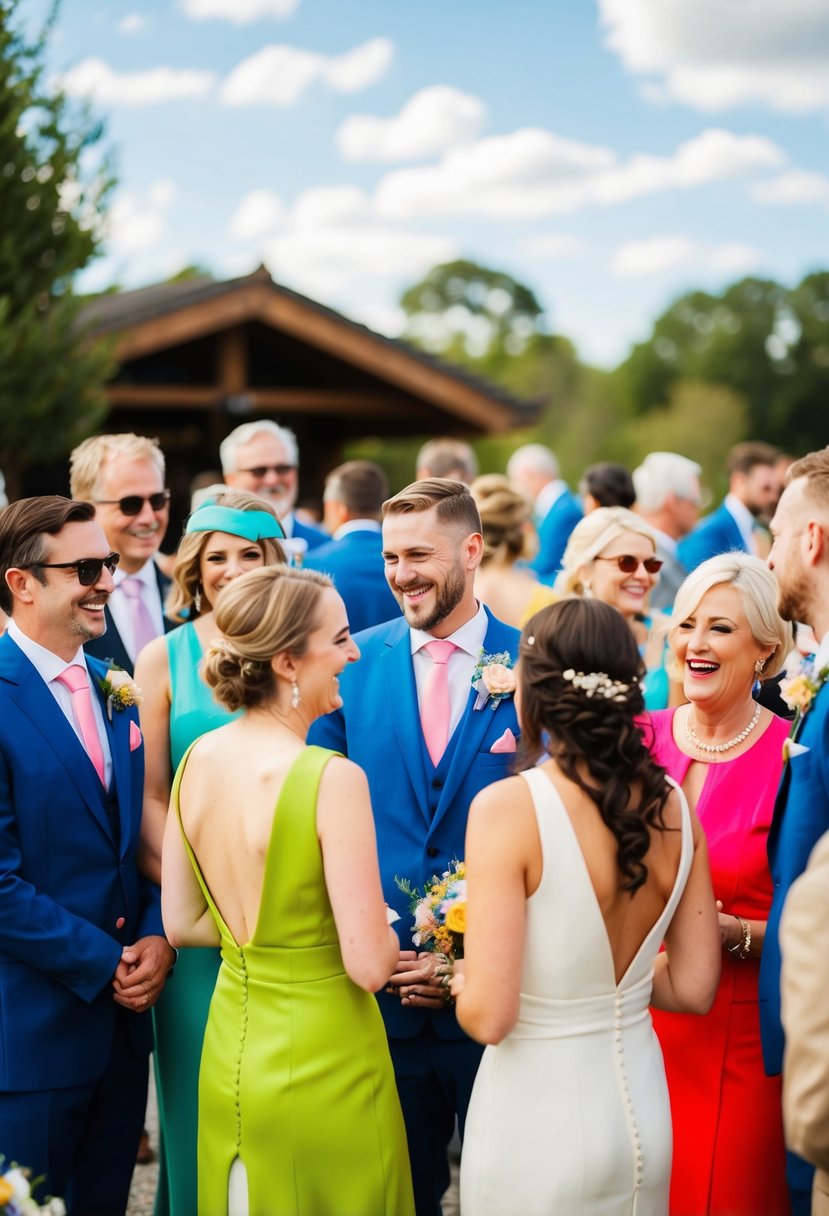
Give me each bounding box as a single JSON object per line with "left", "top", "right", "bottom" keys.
{"left": 239, "top": 464, "right": 296, "bottom": 478}
{"left": 29, "top": 553, "right": 120, "bottom": 586}
{"left": 95, "top": 491, "right": 171, "bottom": 516}
{"left": 595, "top": 554, "right": 663, "bottom": 575}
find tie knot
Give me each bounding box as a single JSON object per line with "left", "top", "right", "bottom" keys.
{"left": 57, "top": 664, "right": 90, "bottom": 694}
{"left": 120, "top": 577, "right": 142, "bottom": 599}
{"left": 424, "top": 640, "right": 457, "bottom": 666}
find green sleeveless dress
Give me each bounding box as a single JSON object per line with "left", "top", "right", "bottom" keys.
{"left": 172, "top": 743, "right": 415, "bottom": 1216}
{"left": 154, "top": 622, "right": 241, "bottom": 1216}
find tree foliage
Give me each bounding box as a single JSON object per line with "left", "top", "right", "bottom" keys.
{"left": 0, "top": 0, "right": 114, "bottom": 498}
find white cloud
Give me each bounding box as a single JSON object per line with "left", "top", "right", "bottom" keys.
{"left": 346, "top": 303, "right": 407, "bottom": 338}
{"left": 611, "top": 234, "right": 762, "bottom": 278}
{"left": 118, "top": 13, "right": 146, "bottom": 35}
{"left": 219, "top": 37, "right": 393, "bottom": 107}
{"left": 228, "top": 190, "right": 287, "bottom": 240}
{"left": 598, "top": 0, "right": 829, "bottom": 113}
{"left": 374, "top": 126, "right": 784, "bottom": 221}
{"left": 336, "top": 86, "right": 485, "bottom": 163}
{"left": 61, "top": 58, "right": 214, "bottom": 105}
{"left": 181, "top": 0, "right": 299, "bottom": 22}
{"left": 106, "top": 180, "right": 177, "bottom": 254}
{"left": 751, "top": 169, "right": 829, "bottom": 208}
{"left": 521, "top": 233, "right": 588, "bottom": 259}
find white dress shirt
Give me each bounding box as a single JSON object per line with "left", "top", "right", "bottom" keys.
{"left": 535, "top": 478, "right": 569, "bottom": 522}
{"left": 724, "top": 493, "right": 759, "bottom": 555}
{"left": 109, "top": 560, "right": 165, "bottom": 664}
{"left": 332, "top": 519, "right": 382, "bottom": 540}
{"left": 410, "top": 601, "right": 489, "bottom": 740}
{"left": 7, "top": 618, "right": 113, "bottom": 786}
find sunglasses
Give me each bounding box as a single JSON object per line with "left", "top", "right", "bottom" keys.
{"left": 595, "top": 554, "right": 663, "bottom": 575}
{"left": 239, "top": 465, "right": 296, "bottom": 478}
{"left": 95, "top": 491, "right": 171, "bottom": 516}
{"left": 29, "top": 553, "right": 120, "bottom": 586}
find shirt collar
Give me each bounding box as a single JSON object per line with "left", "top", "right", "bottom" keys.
{"left": 410, "top": 600, "right": 488, "bottom": 659}
{"left": 724, "top": 493, "right": 756, "bottom": 549}
{"left": 651, "top": 527, "right": 678, "bottom": 558}
{"left": 813, "top": 629, "right": 829, "bottom": 674}
{"left": 333, "top": 519, "right": 381, "bottom": 540}
{"left": 536, "top": 479, "right": 568, "bottom": 517}
{"left": 114, "top": 559, "right": 157, "bottom": 589}
{"left": 7, "top": 618, "right": 90, "bottom": 683}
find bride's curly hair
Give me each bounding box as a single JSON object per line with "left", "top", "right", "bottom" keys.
{"left": 518, "top": 597, "right": 671, "bottom": 894}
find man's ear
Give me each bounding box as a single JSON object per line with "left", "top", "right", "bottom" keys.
{"left": 4, "top": 568, "right": 36, "bottom": 606}
{"left": 804, "top": 519, "right": 826, "bottom": 568}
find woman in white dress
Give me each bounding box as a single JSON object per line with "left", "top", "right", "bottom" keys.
{"left": 455, "top": 598, "right": 721, "bottom": 1216}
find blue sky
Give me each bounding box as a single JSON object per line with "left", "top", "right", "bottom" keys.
{"left": 24, "top": 0, "right": 829, "bottom": 366}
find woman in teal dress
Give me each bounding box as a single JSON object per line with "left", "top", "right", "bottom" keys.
{"left": 161, "top": 566, "right": 415, "bottom": 1216}
{"left": 135, "top": 491, "right": 285, "bottom": 1216}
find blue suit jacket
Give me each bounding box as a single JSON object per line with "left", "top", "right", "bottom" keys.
{"left": 677, "top": 503, "right": 747, "bottom": 574}
{"left": 0, "top": 635, "right": 163, "bottom": 1091}
{"left": 309, "top": 608, "right": 520, "bottom": 1040}
{"left": 84, "top": 562, "right": 174, "bottom": 676}
{"left": 531, "top": 490, "right": 582, "bottom": 583}
{"left": 304, "top": 529, "right": 400, "bottom": 635}
{"left": 293, "top": 516, "right": 328, "bottom": 552}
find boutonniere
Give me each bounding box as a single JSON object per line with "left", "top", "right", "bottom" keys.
{"left": 780, "top": 663, "right": 828, "bottom": 761}
{"left": 98, "top": 666, "right": 143, "bottom": 720}
{"left": 471, "top": 650, "right": 516, "bottom": 711}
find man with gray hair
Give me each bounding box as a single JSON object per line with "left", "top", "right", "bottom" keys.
{"left": 506, "top": 443, "right": 581, "bottom": 582}
{"left": 416, "top": 438, "right": 478, "bottom": 485}
{"left": 220, "top": 420, "right": 327, "bottom": 562}
{"left": 633, "top": 451, "right": 703, "bottom": 611}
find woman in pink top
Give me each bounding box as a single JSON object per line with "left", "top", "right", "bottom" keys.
{"left": 645, "top": 553, "right": 793, "bottom": 1216}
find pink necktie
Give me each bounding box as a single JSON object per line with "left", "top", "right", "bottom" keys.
{"left": 420, "top": 640, "right": 458, "bottom": 766}
{"left": 121, "top": 576, "right": 157, "bottom": 658}
{"left": 56, "top": 665, "right": 105, "bottom": 785}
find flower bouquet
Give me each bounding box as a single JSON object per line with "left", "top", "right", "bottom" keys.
{"left": 0, "top": 1162, "right": 64, "bottom": 1215}
{"left": 396, "top": 860, "right": 467, "bottom": 962}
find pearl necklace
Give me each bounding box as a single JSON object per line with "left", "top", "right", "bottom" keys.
{"left": 685, "top": 702, "right": 761, "bottom": 755}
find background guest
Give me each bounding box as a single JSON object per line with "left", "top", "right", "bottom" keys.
{"left": 415, "top": 437, "right": 478, "bottom": 484}
{"left": 135, "top": 491, "right": 285, "bottom": 1216}
{"left": 555, "top": 506, "right": 674, "bottom": 708}
{"left": 647, "top": 553, "right": 792, "bottom": 1216}
{"left": 219, "top": 420, "right": 327, "bottom": 563}
{"left": 507, "top": 443, "right": 582, "bottom": 583}
{"left": 304, "top": 460, "right": 399, "bottom": 633}
{"left": 679, "top": 441, "right": 779, "bottom": 573}
{"left": 633, "top": 451, "right": 703, "bottom": 612}
{"left": 470, "top": 473, "right": 557, "bottom": 628}
{"left": 579, "top": 460, "right": 636, "bottom": 512}
{"left": 70, "top": 433, "right": 173, "bottom": 675}
{"left": 162, "top": 566, "right": 414, "bottom": 1215}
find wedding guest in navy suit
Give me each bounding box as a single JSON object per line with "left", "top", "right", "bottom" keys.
{"left": 71, "top": 433, "right": 174, "bottom": 677}
{"left": 507, "top": 444, "right": 582, "bottom": 583}
{"left": 679, "top": 441, "right": 779, "bottom": 573}
{"left": 304, "top": 460, "right": 399, "bottom": 633}
{"left": 0, "top": 496, "right": 174, "bottom": 1213}
{"left": 220, "top": 420, "right": 327, "bottom": 563}
{"left": 761, "top": 445, "right": 829, "bottom": 1216}
{"left": 310, "top": 479, "right": 520, "bottom": 1215}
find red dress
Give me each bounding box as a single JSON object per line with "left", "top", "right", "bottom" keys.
{"left": 647, "top": 709, "right": 791, "bottom": 1216}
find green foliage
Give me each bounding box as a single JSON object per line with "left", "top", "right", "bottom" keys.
{"left": 0, "top": 0, "right": 114, "bottom": 497}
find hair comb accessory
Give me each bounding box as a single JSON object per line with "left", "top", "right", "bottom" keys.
{"left": 561, "top": 668, "right": 636, "bottom": 703}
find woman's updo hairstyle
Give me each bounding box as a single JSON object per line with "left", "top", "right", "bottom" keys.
{"left": 519, "top": 597, "right": 671, "bottom": 893}
{"left": 203, "top": 565, "right": 332, "bottom": 713}
{"left": 470, "top": 474, "right": 535, "bottom": 563}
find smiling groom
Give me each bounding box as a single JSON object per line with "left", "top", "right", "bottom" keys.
{"left": 310, "top": 478, "right": 520, "bottom": 1216}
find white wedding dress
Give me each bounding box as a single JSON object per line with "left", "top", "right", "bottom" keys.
{"left": 460, "top": 767, "right": 692, "bottom": 1216}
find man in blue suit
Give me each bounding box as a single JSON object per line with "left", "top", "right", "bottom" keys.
{"left": 220, "top": 419, "right": 328, "bottom": 563}
{"left": 304, "top": 459, "right": 399, "bottom": 633}
{"left": 760, "top": 445, "right": 829, "bottom": 1216}
{"left": 0, "top": 496, "right": 175, "bottom": 1213}
{"left": 678, "top": 440, "right": 779, "bottom": 573}
{"left": 507, "top": 443, "right": 582, "bottom": 583}
{"left": 310, "top": 479, "right": 520, "bottom": 1215}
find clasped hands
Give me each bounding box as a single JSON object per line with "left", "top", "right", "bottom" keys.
{"left": 112, "top": 935, "right": 176, "bottom": 1012}
{"left": 386, "top": 949, "right": 454, "bottom": 1010}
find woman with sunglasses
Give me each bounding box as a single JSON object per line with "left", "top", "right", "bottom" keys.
{"left": 556, "top": 507, "right": 676, "bottom": 708}
{"left": 645, "top": 554, "right": 792, "bottom": 1216}
{"left": 135, "top": 490, "right": 285, "bottom": 1216}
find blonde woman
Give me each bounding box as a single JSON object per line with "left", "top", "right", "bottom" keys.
{"left": 471, "top": 473, "right": 558, "bottom": 628}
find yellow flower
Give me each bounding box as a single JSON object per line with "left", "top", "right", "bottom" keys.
{"left": 445, "top": 902, "right": 466, "bottom": 934}
{"left": 0, "top": 1178, "right": 13, "bottom": 1205}
{"left": 781, "top": 673, "right": 816, "bottom": 713}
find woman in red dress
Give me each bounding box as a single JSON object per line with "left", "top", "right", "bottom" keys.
{"left": 646, "top": 553, "right": 793, "bottom": 1216}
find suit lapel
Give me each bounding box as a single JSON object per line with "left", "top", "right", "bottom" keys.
{"left": 381, "top": 621, "right": 431, "bottom": 822}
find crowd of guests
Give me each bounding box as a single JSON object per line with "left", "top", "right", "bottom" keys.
{"left": 0, "top": 422, "right": 826, "bottom": 1216}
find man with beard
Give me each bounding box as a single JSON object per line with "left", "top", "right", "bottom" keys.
{"left": 760, "top": 445, "right": 829, "bottom": 1216}
{"left": 310, "top": 479, "right": 520, "bottom": 1216}
{"left": 0, "top": 497, "right": 174, "bottom": 1212}
{"left": 679, "top": 441, "right": 779, "bottom": 573}
{"left": 219, "top": 420, "right": 327, "bottom": 563}
{"left": 71, "top": 433, "right": 173, "bottom": 676}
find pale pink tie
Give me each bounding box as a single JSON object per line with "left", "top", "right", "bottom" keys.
{"left": 420, "top": 640, "right": 458, "bottom": 766}
{"left": 121, "top": 576, "right": 157, "bottom": 658}
{"left": 56, "top": 665, "right": 105, "bottom": 785}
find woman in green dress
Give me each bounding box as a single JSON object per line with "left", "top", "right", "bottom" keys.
{"left": 135, "top": 492, "right": 285, "bottom": 1216}
{"left": 161, "top": 565, "right": 415, "bottom": 1216}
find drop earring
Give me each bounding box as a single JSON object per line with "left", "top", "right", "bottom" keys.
{"left": 194, "top": 585, "right": 202, "bottom": 613}
{"left": 291, "top": 681, "right": 301, "bottom": 709}
{"left": 754, "top": 657, "right": 766, "bottom": 675}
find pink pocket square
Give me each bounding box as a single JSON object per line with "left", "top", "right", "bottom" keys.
{"left": 129, "top": 721, "right": 143, "bottom": 752}
{"left": 490, "top": 728, "right": 517, "bottom": 754}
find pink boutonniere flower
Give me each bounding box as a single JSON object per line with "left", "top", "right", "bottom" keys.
{"left": 471, "top": 651, "right": 516, "bottom": 711}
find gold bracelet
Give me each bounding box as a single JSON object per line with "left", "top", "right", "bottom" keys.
{"left": 726, "top": 914, "right": 751, "bottom": 959}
